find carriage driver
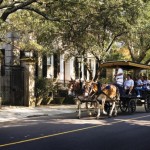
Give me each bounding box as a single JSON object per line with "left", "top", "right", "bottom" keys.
{"left": 114, "top": 66, "right": 124, "bottom": 95}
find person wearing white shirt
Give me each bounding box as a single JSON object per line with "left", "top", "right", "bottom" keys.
{"left": 114, "top": 66, "right": 124, "bottom": 95}
{"left": 124, "top": 74, "right": 134, "bottom": 95}
{"left": 114, "top": 67, "right": 124, "bottom": 86}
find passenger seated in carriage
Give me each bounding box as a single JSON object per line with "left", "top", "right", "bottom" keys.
{"left": 142, "top": 76, "right": 150, "bottom": 91}
{"left": 134, "top": 76, "right": 144, "bottom": 97}
{"left": 134, "top": 76, "right": 150, "bottom": 97}
{"left": 124, "top": 74, "right": 134, "bottom": 95}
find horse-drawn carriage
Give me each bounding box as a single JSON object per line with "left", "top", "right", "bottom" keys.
{"left": 68, "top": 61, "right": 150, "bottom": 119}
{"left": 100, "top": 61, "right": 150, "bottom": 114}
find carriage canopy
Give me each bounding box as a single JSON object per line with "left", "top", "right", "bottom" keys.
{"left": 100, "top": 61, "right": 150, "bottom": 70}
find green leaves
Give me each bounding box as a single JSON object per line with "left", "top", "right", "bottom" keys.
{"left": 1, "top": 0, "right": 150, "bottom": 65}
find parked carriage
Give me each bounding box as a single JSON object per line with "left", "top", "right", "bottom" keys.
{"left": 68, "top": 61, "right": 150, "bottom": 119}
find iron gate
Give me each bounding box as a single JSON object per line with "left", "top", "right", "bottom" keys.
{"left": 2, "top": 66, "right": 25, "bottom": 106}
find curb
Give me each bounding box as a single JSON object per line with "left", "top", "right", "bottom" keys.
{"left": 27, "top": 114, "right": 49, "bottom": 118}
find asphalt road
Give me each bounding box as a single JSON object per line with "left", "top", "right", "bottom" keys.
{"left": 0, "top": 106, "right": 150, "bottom": 150}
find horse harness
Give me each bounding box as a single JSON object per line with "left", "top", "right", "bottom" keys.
{"left": 90, "top": 82, "right": 119, "bottom": 101}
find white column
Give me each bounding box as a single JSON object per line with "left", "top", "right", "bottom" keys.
{"left": 70, "top": 57, "right": 75, "bottom": 80}
{"left": 38, "top": 53, "right": 43, "bottom": 77}
{"left": 51, "top": 55, "right": 54, "bottom": 78}
{"left": 81, "top": 59, "right": 84, "bottom": 81}
{"left": 65, "top": 60, "right": 70, "bottom": 81}
{"left": 59, "top": 54, "right": 64, "bottom": 82}
{"left": 92, "top": 59, "right": 96, "bottom": 79}
{"left": 87, "top": 58, "right": 90, "bottom": 81}
{"left": 47, "top": 55, "right": 54, "bottom": 78}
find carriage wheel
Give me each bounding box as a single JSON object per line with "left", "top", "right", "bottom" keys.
{"left": 119, "top": 100, "right": 128, "bottom": 112}
{"left": 144, "top": 95, "right": 150, "bottom": 113}
{"left": 128, "top": 99, "right": 136, "bottom": 114}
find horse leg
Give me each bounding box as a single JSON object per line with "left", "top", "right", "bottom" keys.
{"left": 109, "top": 101, "right": 115, "bottom": 117}
{"left": 96, "top": 101, "right": 101, "bottom": 119}
{"left": 85, "top": 101, "right": 88, "bottom": 109}
{"left": 114, "top": 100, "right": 119, "bottom": 116}
{"left": 102, "top": 99, "right": 107, "bottom": 115}
{"left": 77, "top": 100, "right": 81, "bottom": 119}
{"left": 86, "top": 102, "right": 93, "bottom": 116}
{"left": 93, "top": 102, "right": 97, "bottom": 115}
{"left": 90, "top": 101, "right": 93, "bottom": 108}
{"left": 114, "top": 104, "right": 118, "bottom": 117}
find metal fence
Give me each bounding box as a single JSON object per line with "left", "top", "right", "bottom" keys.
{"left": 1, "top": 66, "right": 25, "bottom": 105}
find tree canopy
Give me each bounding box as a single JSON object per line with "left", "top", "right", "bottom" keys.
{"left": 0, "top": 0, "right": 150, "bottom": 66}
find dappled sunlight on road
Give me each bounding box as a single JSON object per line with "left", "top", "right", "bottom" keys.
{"left": 1, "top": 121, "right": 40, "bottom": 128}
{"left": 129, "top": 120, "right": 150, "bottom": 127}
{"left": 1, "top": 117, "right": 111, "bottom": 128}
{"left": 115, "top": 119, "right": 150, "bottom": 127}
{"left": 1, "top": 114, "right": 150, "bottom": 128}
{"left": 45, "top": 118, "right": 111, "bottom": 125}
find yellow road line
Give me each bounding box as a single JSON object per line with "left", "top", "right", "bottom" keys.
{"left": 0, "top": 125, "right": 104, "bottom": 147}
{"left": 0, "top": 114, "right": 150, "bottom": 148}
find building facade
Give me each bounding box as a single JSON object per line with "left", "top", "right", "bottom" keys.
{"left": 0, "top": 32, "right": 97, "bottom": 106}
{"left": 42, "top": 53, "right": 96, "bottom": 82}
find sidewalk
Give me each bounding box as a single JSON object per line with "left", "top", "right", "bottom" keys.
{"left": 0, "top": 105, "right": 77, "bottom": 123}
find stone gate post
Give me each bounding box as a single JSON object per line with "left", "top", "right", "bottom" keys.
{"left": 0, "top": 58, "right": 2, "bottom": 108}
{"left": 21, "top": 59, "right": 36, "bottom": 107}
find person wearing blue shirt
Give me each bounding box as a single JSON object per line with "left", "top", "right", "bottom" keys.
{"left": 135, "top": 76, "right": 143, "bottom": 97}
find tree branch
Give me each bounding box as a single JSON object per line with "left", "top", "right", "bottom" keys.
{"left": 105, "top": 32, "right": 127, "bottom": 52}
{"left": 145, "top": 57, "right": 150, "bottom": 65}
{"left": 22, "top": 6, "right": 61, "bottom": 21}
{"left": 137, "top": 45, "right": 150, "bottom": 63}
{"left": 1, "top": 0, "right": 37, "bottom": 21}
{"left": 127, "top": 43, "right": 135, "bottom": 62}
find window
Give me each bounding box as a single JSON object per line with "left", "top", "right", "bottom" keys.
{"left": 47, "top": 57, "right": 51, "bottom": 65}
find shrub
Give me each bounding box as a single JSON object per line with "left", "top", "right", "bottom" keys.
{"left": 64, "top": 95, "right": 75, "bottom": 104}
{"left": 53, "top": 97, "right": 65, "bottom": 104}
{"left": 35, "top": 77, "right": 57, "bottom": 105}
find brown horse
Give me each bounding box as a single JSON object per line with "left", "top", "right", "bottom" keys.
{"left": 68, "top": 79, "right": 93, "bottom": 97}
{"left": 68, "top": 79, "right": 97, "bottom": 118}
{"left": 68, "top": 79, "right": 120, "bottom": 118}
{"left": 88, "top": 81, "right": 120, "bottom": 118}
{"left": 68, "top": 79, "right": 83, "bottom": 96}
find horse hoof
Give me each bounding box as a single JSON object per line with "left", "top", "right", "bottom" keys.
{"left": 96, "top": 116, "right": 100, "bottom": 119}
{"left": 108, "top": 115, "right": 112, "bottom": 118}
{"left": 77, "top": 116, "right": 81, "bottom": 119}
{"left": 103, "top": 112, "right": 107, "bottom": 115}
{"left": 93, "top": 112, "right": 97, "bottom": 116}
{"left": 88, "top": 112, "right": 92, "bottom": 116}
{"left": 96, "top": 115, "right": 100, "bottom": 119}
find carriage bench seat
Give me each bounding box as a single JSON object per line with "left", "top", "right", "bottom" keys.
{"left": 120, "top": 94, "right": 145, "bottom": 99}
